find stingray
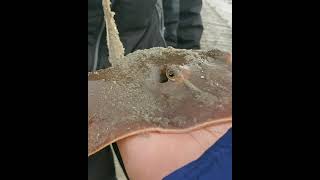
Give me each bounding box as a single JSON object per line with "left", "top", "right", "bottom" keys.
{"left": 88, "top": 0, "right": 232, "bottom": 156}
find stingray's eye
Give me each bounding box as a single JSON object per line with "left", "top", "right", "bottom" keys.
{"left": 166, "top": 66, "right": 181, "bottom": 81}
{"left": 167, "top": 70, "right": 175, "bottom": 78}
{"left": 166, "top": 68, "right": 176, "bottom": 81}
{"left": 159, "top": 65, "right": 182, "bottom": 83}
{"left": 159, "top": 65, "right": 178, "bottom": 83}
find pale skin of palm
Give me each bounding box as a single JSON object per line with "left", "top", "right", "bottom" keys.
{"left": 117, "top": 122, "right": 232, "bottom": 180}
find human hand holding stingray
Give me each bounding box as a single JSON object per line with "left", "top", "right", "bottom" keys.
{"left": 117, "top": 122, "right": 232, "bottom": 180}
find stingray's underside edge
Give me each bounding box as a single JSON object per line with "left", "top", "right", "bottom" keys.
{"left": 88, "top": 116, "right": 232, "bottom": 157}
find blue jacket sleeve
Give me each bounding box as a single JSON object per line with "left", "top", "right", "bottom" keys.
{"left": 163, "top": 128, "right": 232, "bottom": 180}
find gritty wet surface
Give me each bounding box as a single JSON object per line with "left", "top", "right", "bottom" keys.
{"left": 200, "top": 0, "right": 232, "bottom": 52}
{"left": 88, "top": 47, "right": 231, "bottom": 155}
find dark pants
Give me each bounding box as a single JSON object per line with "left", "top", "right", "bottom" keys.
{"left": 88, "top": 147, "right": 116, "bottom": 180}
{"left": 163, "top": 0, "right": 203, "bottom": 49}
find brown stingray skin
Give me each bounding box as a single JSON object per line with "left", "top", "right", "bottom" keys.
{"left": 88, "top": 48, "right": 232, "bottom": 156}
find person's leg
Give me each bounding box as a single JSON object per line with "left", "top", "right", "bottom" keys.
{"left": 163, "top": 0, "right": 180, "bottom": 47}
{"left": 177, "top": 0, "right": 203, "bottom": 49}
{"left": 88, "top": 146, "right": 116, "bottom": 180}
{"left": 112, "top": 0, "right": 166, "bottom": 54}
